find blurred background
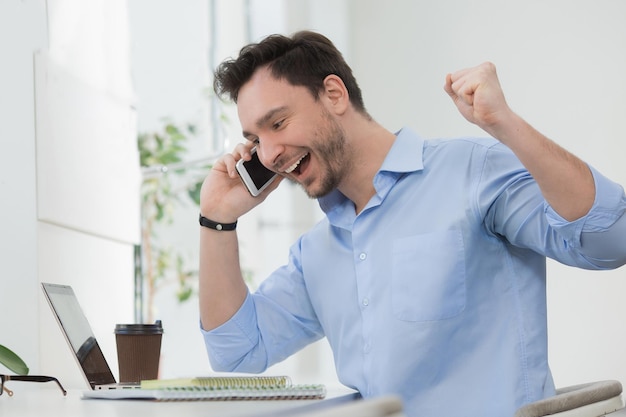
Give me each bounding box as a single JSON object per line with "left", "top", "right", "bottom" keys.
{"left": 1, "top": 0, "right": 625, "bottom": 391}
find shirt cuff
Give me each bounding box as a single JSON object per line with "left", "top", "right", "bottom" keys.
{"left": 545, "top": 165, "right": 626, "bottom": 248}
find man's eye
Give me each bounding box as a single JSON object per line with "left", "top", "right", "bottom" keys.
{"left": 273, "top": 120, "right": 284, "bottom": 130}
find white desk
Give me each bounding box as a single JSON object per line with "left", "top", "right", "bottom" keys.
{"left": 0, "top": 386, "right": 360, "bottom": 417}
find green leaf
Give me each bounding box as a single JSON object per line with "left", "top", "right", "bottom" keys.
{"left": 177, "top": 286, "right": 193, "bottom": 303}
{"left": 0, "top": 344, "right": 29, "bottom": 375}
{"left": 187, "top": 181, "right": 203, "bottom": 205}
{"left": 164, "top": 124, "right": 181, "bottom": 136}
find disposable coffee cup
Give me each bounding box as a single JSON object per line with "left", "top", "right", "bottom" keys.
{"left": 114, "top": 320, "right": 163, "bottom": 384}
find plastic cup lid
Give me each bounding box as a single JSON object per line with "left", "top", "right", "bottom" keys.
{"left": 114, "top": 320, "right": 163, "bottom": 334}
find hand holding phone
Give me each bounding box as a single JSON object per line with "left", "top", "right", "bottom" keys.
{"left": 235, "top": 147, "right": 278, "bottom": 197}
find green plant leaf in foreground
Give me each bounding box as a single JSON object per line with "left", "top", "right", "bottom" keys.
{"left": 0, "top": 344, "right": 29, "bottom": 375}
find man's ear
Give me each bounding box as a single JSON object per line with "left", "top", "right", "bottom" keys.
{"left": 321, "top": 74, "right": 349, "bottom": 115}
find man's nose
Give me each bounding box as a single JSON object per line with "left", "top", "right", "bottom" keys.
{"left": 256, "top": 141, "right": 283, "bottom": 170}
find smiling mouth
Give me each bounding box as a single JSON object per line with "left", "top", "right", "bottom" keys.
{"left": 284, "top": 153, "right": 309, "bottom": 174}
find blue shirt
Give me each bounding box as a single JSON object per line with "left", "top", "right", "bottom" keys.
{"left": 202, "top": 128, "right": 626, "bottom": 417}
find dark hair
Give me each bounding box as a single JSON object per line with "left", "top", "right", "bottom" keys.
{"left": 213, "top": 31, "right": 367, "bottom": 114}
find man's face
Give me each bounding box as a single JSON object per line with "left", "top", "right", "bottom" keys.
{"left": 237, "top": 66, "right": 351, "bottom": 198}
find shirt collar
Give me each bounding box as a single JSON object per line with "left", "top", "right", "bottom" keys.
{"left": 380, "top": 127, "right": 424, "bottom": 174}
{"left": 318, "top": 127, "right": 425, "bottom": 215}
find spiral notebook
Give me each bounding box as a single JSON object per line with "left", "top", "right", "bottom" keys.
{"left": 82, "top": 375, "right": 327, "bottom": 401}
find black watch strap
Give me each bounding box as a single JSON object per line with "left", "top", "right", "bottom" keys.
{"left": 199, "top": 214, "right": 237, "bottom": 231}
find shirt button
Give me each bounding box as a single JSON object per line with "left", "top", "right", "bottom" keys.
{"left": 359, "top": 252, "right": 367, "bottom": 260}
{"left": 362, "top": 298, "right": 369, "bottom": 306}
{"left": 363, "top": 343, "right": 371, "bottom": 353}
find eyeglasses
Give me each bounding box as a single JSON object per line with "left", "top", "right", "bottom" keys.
{"left": 1, "top": 374, "right": 67, "bottom": 397}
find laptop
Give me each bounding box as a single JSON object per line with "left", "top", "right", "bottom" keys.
{"left": 41, "top": 282, "right": 139, "bottom": 391}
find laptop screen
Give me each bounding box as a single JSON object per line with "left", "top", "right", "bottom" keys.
{"left": 41, "top": 283, "right": 116, "bottom": 389}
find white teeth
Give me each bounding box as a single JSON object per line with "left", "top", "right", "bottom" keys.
{"left": 284, "top": 153, "right": 308, "bottom": 174}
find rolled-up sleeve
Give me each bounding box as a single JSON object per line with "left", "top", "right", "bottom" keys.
{"left": 545, "top": 165, "right": 626, "bottom": 268}
{"left": 200, "top": 292, "right": 267, "bottom": 372}
{"left": 481, "top": 145, "right": 626, "bottom": 270}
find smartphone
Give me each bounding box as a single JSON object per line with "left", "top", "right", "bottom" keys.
{"left": 235, "top": 147, "right": 278, "bottom": 197}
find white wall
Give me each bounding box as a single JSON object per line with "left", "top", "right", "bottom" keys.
{"left": 1, "top": 0, "right": 140, "bottom": 390}
{"left": 347, "top": 0, "right": 626, "bottom": 388}
{"left": 0, "top": 0, "right": 48, "bottom": 373}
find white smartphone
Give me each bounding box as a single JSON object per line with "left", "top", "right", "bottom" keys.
{"left": 235, "top": 147, "right": 278, "bottom": 197}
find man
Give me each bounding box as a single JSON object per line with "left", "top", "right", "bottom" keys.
{"left": 198, "top": 31, "right": 626, "bottom": 416}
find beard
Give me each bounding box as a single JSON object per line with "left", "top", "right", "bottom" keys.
{"left": 299, "top": 110, "right": 352, "bottom": 199}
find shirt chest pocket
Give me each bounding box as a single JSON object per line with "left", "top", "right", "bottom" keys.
{"left": 391, "top": 230, "right": 466, "bottom": 322}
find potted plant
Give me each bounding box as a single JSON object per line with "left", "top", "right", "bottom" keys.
{"left": 137, "top": 121, "right": 210, "bottom": 322}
